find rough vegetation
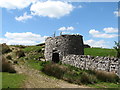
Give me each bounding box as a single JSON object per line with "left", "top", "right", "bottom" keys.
{"left": 42, "top": 63, "right": 68, "bottom": 79}
{"left": 92, "top": 70, "right": 119, "bottom": 83}
{"left": 41, "top": 62, "right": 120, "bottom": 85}
{"left": 0, "top": 56, "right": 16, "bottom": 73}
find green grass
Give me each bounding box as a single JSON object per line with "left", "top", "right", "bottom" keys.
{"left": 23, "top": 46, "right": 42, "bottom": 53}
{"left": 84, "top": 48, "right": 117, "bottom": 57}
{"left": 88, "top": 82, "right": 120, "bottom": 88}
{"left": 2, "top": 72, "right": 26, "bottom": 88}
{"left": 26, "top": 60, "right": 44, "bottom": 70}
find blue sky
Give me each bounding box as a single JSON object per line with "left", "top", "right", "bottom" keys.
{"left": 0, "top": 0, "right": 119, "bottom": 48}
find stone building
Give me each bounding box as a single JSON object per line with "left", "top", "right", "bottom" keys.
{"left": 44, "top": 34, "right": 84, "bottom": 62}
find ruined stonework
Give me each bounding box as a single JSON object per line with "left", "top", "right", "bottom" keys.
{"left": 44, "top": 35, "right": 84, "bottom": 61}
{"left": 62, "top": 55, "right": 120, "bottom": 77}
{"left": 44, "top": 34, "right": 120, "bottom": 77}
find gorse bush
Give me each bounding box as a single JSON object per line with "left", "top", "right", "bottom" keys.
{"left": 16, "top": 50, "right": 25, "bottom": 58}
{"left": 41, "top": 62, "right": 120, "bottom": 85}
{"left": 42, "top": 63, "right": 98, "bottom": 84}
{"left": 42, "top": 63, "right": 68, "bottom": 79}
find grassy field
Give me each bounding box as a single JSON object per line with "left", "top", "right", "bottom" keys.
{"left": 23, "top": 46, "right": 42, "bottom": 53}
{"left": 2, "top": 72, "right": 26, "bottom": 88}
{"left": 84, "top": 48, "right": 117, "bottom": 57}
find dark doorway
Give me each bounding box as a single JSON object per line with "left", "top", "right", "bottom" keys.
{"left": 52, "top": 53, "right": 59, "bottom": 63}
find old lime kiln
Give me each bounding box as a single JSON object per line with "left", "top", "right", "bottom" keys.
{"left": 44, "top": 34, "right": 84, "bottom": 62}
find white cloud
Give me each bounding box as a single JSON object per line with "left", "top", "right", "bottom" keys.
{"left": 1, "top": 1, "right": 75, "bottom": 21}
{"left": 15, "top": 12, "right": 32, "bottom": 22}
{"left": 77, "top": 5, "right": 82, "bottom": 8}
{"left": 30, "top": 1, "right": 74, "bottom": 18}
{"left": 114, "top": 11, "right": 120, "bottom": 17}
{"left": 84, "top": 39, "right": 108, "bottom": 48}
{"left": 89, "top": 29, "right": 99, "bottom": 34}
{"left": 62, "top": 32, "right": 71, "bottom": 34}
{"left": 0, "top": 0, "right": 37, "bottom": 9}
{"left": 0, "top": 38, "right": 8, "bottom": 43}
{"left": 58, "top": 26, "right": 74, "bottom": 31}
{"left": 58, "top": 27, "right": 66, "bottom": 31}
{"left": 1, "top": 32, "right": 48, "bottom": 45}
{"left": 103, "top": 27, "right": 118, "bottom": 33}
{"left": 67, "top": 26, "right": 74, "bottom": 30}
{"left": 89, "top": 28, "right": 118, "bottom": 38}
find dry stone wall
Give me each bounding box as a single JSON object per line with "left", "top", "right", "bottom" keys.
{"left": 62, "top": 55, "right": 120, "bottom": 77}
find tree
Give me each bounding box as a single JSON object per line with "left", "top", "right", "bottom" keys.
{"left": 113, "top": 41, "right": 120, "bottom": 58}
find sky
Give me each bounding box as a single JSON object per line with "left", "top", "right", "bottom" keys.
{"left": 0, "top": 0, "right": 119, "bottom": 48}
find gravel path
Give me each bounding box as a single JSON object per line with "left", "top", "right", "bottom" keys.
{"left": 14, "top": 64, "right": 89, "bottom": 88}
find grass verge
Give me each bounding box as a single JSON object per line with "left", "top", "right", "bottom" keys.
{"left": 2, "top": 72, "right": 26, "bottom": 88}
{"left": 88, "top": 82, "right": 120, "bottom": 88}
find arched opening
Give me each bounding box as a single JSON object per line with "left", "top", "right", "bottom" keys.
{"left": 52, "top": 53, "right": 59, "bottom": 63}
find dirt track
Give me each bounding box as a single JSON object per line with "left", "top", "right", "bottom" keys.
{"left": 14, "top": 63, "right": 89, "bottom": 88}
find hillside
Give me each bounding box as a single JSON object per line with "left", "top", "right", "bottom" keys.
{"left": 1, "top": 44, "right": 120, "bottom": 88}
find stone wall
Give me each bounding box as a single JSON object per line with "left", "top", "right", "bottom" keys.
{"left": 62, "top": 55, "right": 120, "bottom": 77}
{"left": 44, "top": 35, "right": 84, "bottom": 61}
